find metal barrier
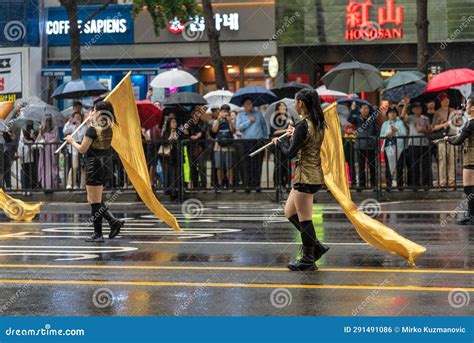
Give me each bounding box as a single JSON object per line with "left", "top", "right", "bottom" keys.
{"left": 0, "top": 136, "right": 465, "bottom": 200}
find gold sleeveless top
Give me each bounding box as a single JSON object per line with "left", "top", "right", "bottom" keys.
{"left": 90, "top": 123, "right": 113, "bottom": 150}
{"left": 293, "top": 118, "right": 324, "bottom": 185}
{"left": 464, "top": 129, "right": 474, "bottom": 166}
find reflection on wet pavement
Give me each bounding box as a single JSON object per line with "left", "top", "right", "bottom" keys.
{"left": 0, "top": 200, "right": 472, "bottom": 316}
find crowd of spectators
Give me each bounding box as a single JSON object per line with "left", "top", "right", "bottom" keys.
{"left": 0, "top": 92, "right": 470, "bottom": 199}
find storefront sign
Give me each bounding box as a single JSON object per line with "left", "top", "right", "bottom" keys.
{"left": 345, "top": 0, "right": 403, "bottom": 41}
{"left": 167, "top": 13, "right": 240, "bottom": 34}
{"left": 0, "top": 52, "right": 22, "bottom": 102}
{"left": 46, "top": 5, "right": 134, "bottom": 46}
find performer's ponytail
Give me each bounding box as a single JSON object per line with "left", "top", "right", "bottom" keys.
{"left": 295, "top": 88, "right": 325, "bottom": 130}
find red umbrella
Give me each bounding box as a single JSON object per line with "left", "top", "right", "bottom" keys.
{"left": 425, "top": 68, "right": 474, "bottom": 93}
{"left": 136, "top": 100, "right": 162, "bottom": 130}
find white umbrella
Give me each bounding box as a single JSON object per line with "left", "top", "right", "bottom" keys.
{"left": 316, "top": 85, "right": 348, "bottom": 98}
{"left": 150, "top": 69, "right": 198, "bottom": 88}
{"left": 204, "top": 89, "right": 234, "bottom": 108}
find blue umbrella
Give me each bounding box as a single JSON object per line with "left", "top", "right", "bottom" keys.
{"left": 52, "top": 79, "right": 109, "bottom": 99}
{"left": 230, "top": 86, "right": 278, "bottom": 106}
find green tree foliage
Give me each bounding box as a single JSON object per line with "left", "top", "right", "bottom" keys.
{"left": 133, "top": 0, "right": 200, "bottom": 35}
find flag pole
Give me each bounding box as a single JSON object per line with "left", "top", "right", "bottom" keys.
{"left": 54, "top": 116, "right": 91, "bottom": 154}
{"left": 249, "top": 132, "right": 289, "bottom": 157}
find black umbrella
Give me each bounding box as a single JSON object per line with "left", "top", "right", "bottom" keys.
{"left": 163, "top": 92, "right": 207, "bottom": 106}
{"left": 52, "top": 79, "right": 109, "bottom": 99}
{"left": 382, "top": 81, "right": 427, "bottom": 103}
{"left": 270, "top": 82, "right": 312, "bottom": 99}
{"left": 322, "top": 61, "right": 383, "bottom": 93}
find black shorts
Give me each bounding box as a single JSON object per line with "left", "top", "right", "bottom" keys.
{"left": 85, "top": 155, "right": 111, "bottom": 186}
{"left": 293, "top": 183, "right": 322, "bottom": 194}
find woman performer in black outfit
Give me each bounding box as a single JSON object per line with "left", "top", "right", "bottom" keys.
{"left": 446, "top": 99, "right": 474, "bottom": 225}
{"left": 65, "top": 101, "right": 124, "bottom": 242}
{"left": 272, "top": 88, "right": 329, "bottom": 271}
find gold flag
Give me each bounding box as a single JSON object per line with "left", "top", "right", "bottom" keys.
{"left": 0, "top": 101, "right": 13, "bottom": 120}
{"left": 0, "top": 188, "right": 41, "bottom": 221}
{"left": 105, "top": 72, "right": 181, "bottom": 231}
{"left": 321, "top": 103, "right": 426, "bottom": 266}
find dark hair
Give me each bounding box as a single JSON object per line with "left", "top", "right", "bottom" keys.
{"left": 241, "top": 97, "right": 253, "bottom": 106}
{"left": 164, "top": 117, "right": 178, "bottom": 139}
{"left": 73, "top": 101, "right": 82, "bottom": 108}
{"left": 276, "top": 101, "right": 288, "bottom": 111}
{"left": 295, "top": 88, "right": 325, "bottom": 129}
{"left": 94, "top": 100, "right": 116, "bottom": 122}
{"left": 386, "top": 106, "right": 399, "bottom": 116}
{"left": 220, "top": 104, "right": 231, "bottom": 111}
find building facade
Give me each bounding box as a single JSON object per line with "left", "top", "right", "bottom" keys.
{"left": 42, "top": 0, "right": 277, "bottom": 105}
{"left": 276, "top": 0, "right": 473, "bottom": 100}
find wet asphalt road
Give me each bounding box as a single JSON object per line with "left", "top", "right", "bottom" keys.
{"left": 0, "top": 199, "right": 472, "bottom": 316}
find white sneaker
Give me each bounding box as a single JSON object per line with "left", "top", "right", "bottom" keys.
{"left": 66, "top": 185, "right": 72, "bottom": 190}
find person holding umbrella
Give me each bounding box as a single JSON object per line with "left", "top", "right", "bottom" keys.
{"left": 445, "top": 99, "right": 474, "bottom": 224}
{"left": 271, "top": 88, "right": 328, "bottom": 271}
{"left": 348, "top": 101, "right": 379, "bottom": 190}
{"left": 236, "top": 98, "right": 268, "bottom": 192}
{"left": 64, "top": 101, "right": 124, "bottom": 242}
{"left": 432, "top": 93, "right": 462, "bottom": 190}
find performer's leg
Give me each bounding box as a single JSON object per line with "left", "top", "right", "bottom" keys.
{"left": 86, "top": 185, "right": 105, "bottom": 242}
{"left": 287, "top": 191, "right": 317, "bottom": 271}
{"left": 102, "top": 202, "right": 124, "bottom": 239}
{"left": 284, "top": 189, "right": 299, "bottom": 230}
{"left": 457, "top": 169, "right": 474, "bottom": 225}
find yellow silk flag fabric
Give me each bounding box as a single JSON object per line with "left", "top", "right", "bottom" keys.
{"left": 0, "top": 188, "right": 41, "bottom": 221}
{"left": 0, "top": 101, "right": 13, "bottom": 120}
{"left": 105, "top": 73, "right": 181, "bottom": 231}
{"left": 321, "top": 103, "right": 426, "bottom": 266}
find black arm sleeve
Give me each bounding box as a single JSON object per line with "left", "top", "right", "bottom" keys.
{"left": 85, "top": 126, "right": 97, "bottom": 141}
{"left": 280, "top": 120, "right": 308, "bottom": 159}
{"left": 448, "top": 120, "right": 474, "bottom": 146}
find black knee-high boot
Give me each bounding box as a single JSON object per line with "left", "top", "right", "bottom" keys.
{"left": 288, "top": 214, "right": 301, "bottom": 232}
{"left": 101, "top": 202, "right": 124, "bottom": 239}
{"left": 287, "top": 216, "right": 330, "bottom": 263}
{"left": 457, "top": 186, "right": 474, "bottom": 225}
{"left": 86, "top": 203, "right": 105, "bottom": 242}
{"left": 288, "top": 220, "right": 319, "bottom": 271}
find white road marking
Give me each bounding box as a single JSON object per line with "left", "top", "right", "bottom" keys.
{"left": 129, "top": 241, "right": 367, "bottom": 246}
{"left": 0, "top": 245, "right": 137, "bottom": 261}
